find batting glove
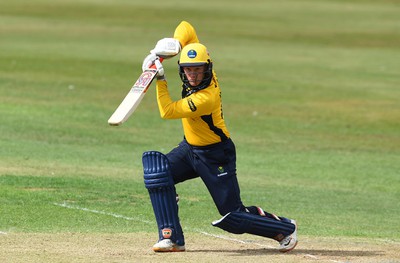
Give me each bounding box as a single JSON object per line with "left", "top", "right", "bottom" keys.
{"left": 142, "top": 53, "right": 157, "bottom": 72}
{"left": 151, "top": 38, "right": 181, "bottom": 58}
{"left": 154, "top": 58, "right": 165, "bottom": 80}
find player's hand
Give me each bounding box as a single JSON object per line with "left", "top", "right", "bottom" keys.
{"left": 142, "top": 54, "right": 165, "bottom": 79}
{"left": 142, "top": 53, "right": 157, "bottom": 72}
{"left": 151, "top": 38, "right": 181, "bottom": 58}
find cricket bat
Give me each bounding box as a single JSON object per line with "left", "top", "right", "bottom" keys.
{"left": 108, "top": 58, "right": 163, "bottom": 126}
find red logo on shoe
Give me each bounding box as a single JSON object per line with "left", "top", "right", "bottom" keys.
{"left": 162, "top": 228, "right": 172, "bottom": 239}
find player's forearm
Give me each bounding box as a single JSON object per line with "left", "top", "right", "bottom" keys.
{"left": 156, "top": 80, "right": 211, "bottom": 119}
{"left": 156, "top": 80, "right": 179, "bottom": 119}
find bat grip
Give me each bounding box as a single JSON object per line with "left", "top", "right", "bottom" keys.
{"left": 150, "top": 57, "right": 164, "bottom": 69}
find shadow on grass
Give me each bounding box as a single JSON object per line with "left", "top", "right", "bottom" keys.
{"left": 186, "top": 248, "right": 384, "bottom": 258}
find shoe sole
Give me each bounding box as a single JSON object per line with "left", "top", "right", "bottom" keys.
{"left": 279, "top": 240, "right": 298, "bottom": 253}
{"left": 279, "top": 220, "right": 298, "bottom": 253}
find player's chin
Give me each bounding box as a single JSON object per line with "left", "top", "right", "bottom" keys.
{"left": 189, "top": 81, "right": 200, "bottom": 86}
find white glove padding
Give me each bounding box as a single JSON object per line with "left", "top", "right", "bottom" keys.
{"left": 154, "top": 58, "right": 164, "bottom": 78}
{"left": 151, "top": 38, "right": 181, "bottom": 58}
{"left": 142, "top": 54, "right": 164, "bottom": 78}
{"left": 154, "top": 58, "right": 165, "bottom": 79}
{"left": 142, "top": 53, "right": 157, "bottom": 71}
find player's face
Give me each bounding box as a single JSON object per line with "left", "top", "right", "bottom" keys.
{"left": 183, "top": 66, "right": 205, "bottom": 87}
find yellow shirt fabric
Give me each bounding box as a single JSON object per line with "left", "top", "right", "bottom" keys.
{"left": 155, "top": 20, "right": 230, "bottom": 146}
{"left": 156, "top": 77, "right": 230, "bottom": 146}
{"left": 173, "top": 21, "right": 200, "bottom": 47}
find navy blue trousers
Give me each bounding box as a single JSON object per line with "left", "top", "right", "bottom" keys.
{"left": 166, "top": 138, "right": 244, "bottom": 216}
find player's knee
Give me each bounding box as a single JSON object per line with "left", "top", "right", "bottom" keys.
{"left": 142, "top": 151, "right": 174, "bottom": 189}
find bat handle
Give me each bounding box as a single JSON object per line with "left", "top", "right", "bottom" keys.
{"left": 150, "top": 57, "right": 164, "bottom": 69}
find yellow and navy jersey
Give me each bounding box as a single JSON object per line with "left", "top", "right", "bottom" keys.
{"left": 155, "top": 20, "right": 230, "bottom": 146}
{"left": 156, "top": 75, "right": 230, "bottom": 146}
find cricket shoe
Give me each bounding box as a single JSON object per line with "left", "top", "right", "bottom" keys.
{"left": 279, "top": 220, "right": 298, "bottom": 253}
{"left": 152, "top": 239, "right": 185, "bottom": 252}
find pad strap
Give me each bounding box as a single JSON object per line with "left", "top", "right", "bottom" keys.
{"left": 143, "top": 151, "right": 184, "bottom": 245}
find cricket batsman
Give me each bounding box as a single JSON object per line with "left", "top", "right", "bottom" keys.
{"left": 141, "top": 21, "right": 298, "bottom": 252}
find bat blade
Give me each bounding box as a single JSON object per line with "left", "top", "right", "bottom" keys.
{"left": 108, "top": 68, "right": 158, "bottom": 126}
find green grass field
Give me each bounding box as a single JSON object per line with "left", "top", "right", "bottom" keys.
{"left": 1, "top": 0, "right": 400, "bottom": 262}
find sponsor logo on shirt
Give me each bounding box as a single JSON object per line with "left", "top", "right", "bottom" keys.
{"left": 188, "top": 98, "right": 197, "bottom": 112}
